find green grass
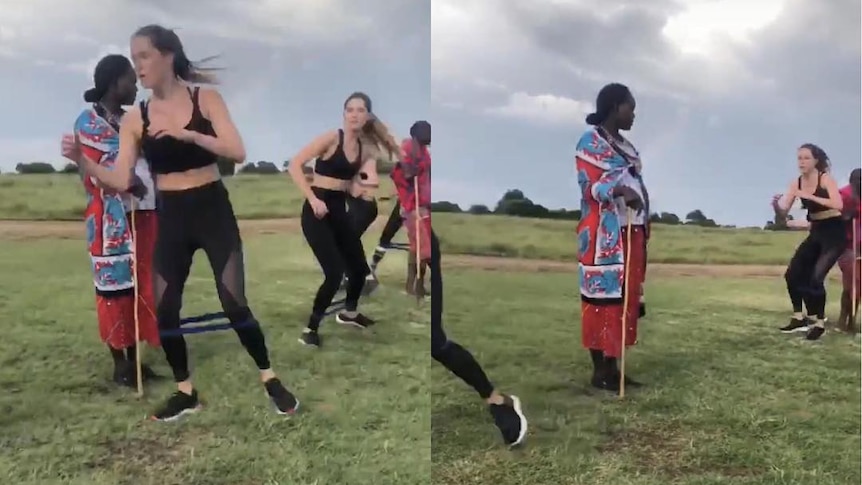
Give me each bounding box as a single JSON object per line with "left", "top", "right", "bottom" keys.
{"left": 432, "top": 268, "right": 861, "bottom": 485}
{"left": 0, "top": 174, "right": 397, "bottom": 220}
{"left": 433, "top": 213, "right": 806, "bottom": 265}
{"left": 0, "top": 232, "right": 429, "bottom": 485}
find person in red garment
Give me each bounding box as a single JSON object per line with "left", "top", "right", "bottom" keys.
{"left": 836, "top": 169, "right": 861, "bottom": 331}
{"left": 392, "top": 122, "right": 432, "bottom": 297}
{"left": 576, "top": 83, "right": 648, "bottom": 392}
{"left": 62, "top": 54, "right": 161, "bottom": 387}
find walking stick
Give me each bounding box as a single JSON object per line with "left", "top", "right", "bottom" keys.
{"left": 853, "top": 219, "right": 859, "bottom": 328}
{"left": 619, "top": 209, "right": 634, "bottom": 400}
{"left": 413, "top": 176, "right": 422, "bottom": 306}
{"left": 130, "top": 199, "right": 144, "bottom": 398}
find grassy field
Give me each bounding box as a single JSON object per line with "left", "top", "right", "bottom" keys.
{"left": 0, "top": 231, "right": 429, "bottom": 485}
{"left": 0, "top": 173, "right": 399, "bottom": 221}
{"left": 0, "top": 174, "right": 805, "bottom": 265}
{"left": 431, "top": 267, "right": 861, "bottom": 485}
{"left": 1, "top": 173, "right": 858, "bottom": 484}
{"left": 432, "top": 213, "right": 807, "bottom": 265}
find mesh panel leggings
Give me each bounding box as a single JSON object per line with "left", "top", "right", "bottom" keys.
{"left": 302, "top": 190, "right": 370, "bottom": 319}
{"left": 153, "top": 181, "right": 271, "bottom": 383}
{"left": 430, "top": 230, "right": 495, "bottom": 399}
{"left": 784, "top": 218, "right": 848, "bottom": 319}
{"left": 379, "top": 203, "right": 403, "bottom": 247}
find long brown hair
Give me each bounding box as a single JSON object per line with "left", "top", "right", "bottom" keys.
{"left": 133, "top": 25, "right": 221, "bottom": 84}
{"left": 344, "top": 92, "right": 400, "bottom": 159}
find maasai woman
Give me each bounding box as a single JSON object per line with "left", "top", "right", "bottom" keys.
{"left": 417, "top": 122, "right": 527, "bottom": 447}
{"left": 62, "top": 54, "right": 161, "bottom": 387}
{"left": 836, "top": 169, "right": 861, "bottom": 331}
{"left": 392, "top": 121, "right": 432, "bottom": 297}
{"left": 773, "top": 144, "right": 846, "bottom": 340}
{"left": 576, "top": 83, "right": 648, "bottom": 392}
{"left": 69, "top": 25, "right": 299, "bottom": 421}
{"left": 287, "top": 92, "right": 399, "bottom": 348}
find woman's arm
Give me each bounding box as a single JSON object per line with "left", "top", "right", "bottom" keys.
{"left": 76, "top": 111, "right": 141, "bottom": 191}
{"left": 196, "top": 88, "right": 246, "bottom": 162}
{"left": 287, "top": 131, "right": 338, "bottom": 201}
{"left": 797, "top": 174, "right": 844, "bottom": 211}
{"left": 774, "top": 182, "right": 797, "bottom": 215}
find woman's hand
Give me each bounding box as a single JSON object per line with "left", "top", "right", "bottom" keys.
{"left": 147, "top": 119, "right": 196, "bottom": 143}
{"left": 61, "top": 133, "right": 81, "bottom": 163}
{"left": 308, "top": 197, "right": 329, "bottom": 219}
{"left": 613, "top": 185, "right": 644, "bottom": 213}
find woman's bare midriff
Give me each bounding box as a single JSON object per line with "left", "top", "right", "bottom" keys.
{"left": 311, "top": 174, "right": 351, "bottom": 192}
{"left": 156, "top": 164, "right": 222, "bottom": 191}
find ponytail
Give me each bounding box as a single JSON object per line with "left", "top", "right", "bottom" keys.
{"left": 361, "top": 116, "right": 400, "bottom": 159}
{"left": 174, "top": 52, "right": 221, "bottom": 84}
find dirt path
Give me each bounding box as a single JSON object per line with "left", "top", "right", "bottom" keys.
{"left": 0, "top": 218, "right": 788, "bottom": 278}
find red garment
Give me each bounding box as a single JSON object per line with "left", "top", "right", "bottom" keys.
{"left": 581, "top": 226, "right": 646, "bottom": 358}
{"left": 96, "top": 210, "right": 160, "bottom": 349}
{"left": 839, "top": 185, "right": 860, "bottom": 253}
{"left": 392, "top": 139, "right": 431, "bottom": 213}
{"left": 405, "top": 212, "right": 432, "bottom": 261}
{"left": 838, "top": 249, "right": 861, "bottom": 299}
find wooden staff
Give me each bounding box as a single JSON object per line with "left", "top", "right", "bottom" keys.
{"left": 413, "top": 176, "right": 422, "bottom": 306}
{"left": 130, "top": 199, "right": 144, "bottom": 397}
{"left": 619, "top": 209, "right": 634, "bottom": 400}
{"left": 854, "top": 219, "right": 859, "bottom": 328}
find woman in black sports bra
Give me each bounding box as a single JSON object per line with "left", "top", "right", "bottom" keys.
{"left": 70, "top": 25, "right": 299, "bottom": 421}
{"left": 773, "top": 143, "right": 846, "bottom": 340}
{"left": 287, "top": 92, "right": 400, "bottom": 348}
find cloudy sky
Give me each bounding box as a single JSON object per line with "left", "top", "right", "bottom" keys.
{"left": 431, "top": 0, "right": 861, "bottom": 226}
{"left": 0, "top": 0, "right": 429, "bottom": 171}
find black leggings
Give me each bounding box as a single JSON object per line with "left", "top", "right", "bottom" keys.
{"left": 346, "top": 196, "right": 378, "bottom": 238}
{"left": 302, "top": 189, "right": 370, "bottom": 322}
{"left": 430, "top": 230, "right": 495, "bottom": 399}
{"left": 785, "top": 218, "right": 848, "bottom": 319}
{"left": 154, "top": 181, "right": 270, "bottom": 383}
{"left": 379, "top": 203, "right": 403, "bottom": 247}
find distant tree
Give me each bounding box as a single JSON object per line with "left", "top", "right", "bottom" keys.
{"left": 61, "top": 163, "right": 79, "bottom": 174}
{"left": 468, "top": 204, "right": 491, "bottom": 214}
{"left": 685, "top": 209, "right": 707, "bottom": 224}
{"left": 431, "top": 201, "right": 462, "bottom": 213}
{"left": 16, "top": 162, "right": 56, "bottom": 174}
{"left": 255, "top": 161, "right": 280, "bottom": 174}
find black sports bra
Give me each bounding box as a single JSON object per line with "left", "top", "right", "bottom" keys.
{"left": 313, "top": 129, "right": 362, "bottom": 181}
{"left": 141, "top": 87, "right": 218, "bottom": 175}
{"left": 799, "top": 172, "right": 832, "bottom": 214}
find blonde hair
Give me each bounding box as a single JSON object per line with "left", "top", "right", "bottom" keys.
{"left": 361, "top": 117, "right": 400, "bottom": 160}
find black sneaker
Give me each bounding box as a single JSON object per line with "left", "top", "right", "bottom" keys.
{"left": 336, "top": 312, "right": 376, "bottom": 329}
{"left": 151, "top": 390, "right": 202, "bottom": 422}
{"left": 298, "top": 329, "right": 321, "bottom": 347}
{"left": 805, "top": 325, "right": 826, "bottom": 341}
{"left": 488, "top": 395, "right": 528, "bottom": 447}
{"left": 779, "top": 317, "right": 811, "bottom": 333}
{"left": 264, "top": 378, "right": 300, "bottom": 415}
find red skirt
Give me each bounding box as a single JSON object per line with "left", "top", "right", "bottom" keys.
{"left": 581, "top": 226, "right": 646, "bottom": 358}
{"left": 96, "top": 210, "right": 160, "bottom": 349}
{"left": 406, "top": 211, "right": 432, "bottom": 261}
{"left": 838, "top": 249, "right": 861, "bottom": 300}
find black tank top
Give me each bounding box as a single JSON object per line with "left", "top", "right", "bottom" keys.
{"left": 799, "top": 172, "right": 832, "bottom": 213}
{"left": 313, "top": 129, "right": 362, "bottom": 181}
{"left": 141, "top": 87, "right": 218, "bottom": 175}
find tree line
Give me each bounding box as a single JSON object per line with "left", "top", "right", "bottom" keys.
{"left": 432, "top": 189, "right": 738, "bottom": 228}
{"left": 12, "top": 156, "right": 396, "bottom": 177}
